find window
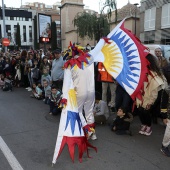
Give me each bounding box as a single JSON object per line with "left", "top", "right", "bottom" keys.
{"left": 40, "top": 4, "right": 43, "bottom": 8}
{"left": 144, "top": 31, "right": 155, "bottom": 44}
{"left": 23, "top": 26, "right": 26, "bottom": 42}
{"left": 35, "top": 3, "right": 38, "bottom": 7}
{"left": 10, "top": 17, "right": 14, "bottom": 20}
{"left": 5, "top": 17, "right": 10, "bottom": 20}
{"left": 29, "top": 26, "right": 32, "bottom": 42}
{"left": 25, "top": 18, "right": 29, "bottom": 21}
{"left": 162, "top": 4, "right": 170, "bottom": 29}
{"left": 144, "top": 7, "right": 156, "bottom": 31}
{"left": 0, "top": 26, "right": 1, "bottom": 39}
{"left": 14, "top": 25, "right": 17, "bottom": 43}
{"left": 6, "top": 25, "right": 11, "bottom": 38}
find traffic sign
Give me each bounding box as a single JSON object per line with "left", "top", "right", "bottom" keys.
{"left": 2, "top": 38, "right": 10, "bottom": 46}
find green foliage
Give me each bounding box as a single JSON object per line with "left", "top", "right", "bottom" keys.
{"left": 103, "top": 0, "right": 117, "bottom": 23}
{"left": 51, "top": 21, "right": 57, "bottom": 50}
{"left": 74, "top": 12, "right": 109, "bottom": 41}
{"left": 73, "top": 0, "right": 118, "bottom": 42}
{"left": 16, "top": 23, "right": 21, "bottom": 50}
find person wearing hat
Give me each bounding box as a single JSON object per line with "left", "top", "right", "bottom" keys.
{"left": 154, "top": 47, "right": 168, "bottom": 70}
{"left": 51, "top": 49, "right": 64, "bottom": 90}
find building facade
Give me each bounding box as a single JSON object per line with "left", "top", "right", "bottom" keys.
{"left": 60, "top": 0, "right": 96, "bottom": 50}
{"left": 140, "top": 0, "right": 170, "bottom": 44}
{"left": 110, "top": 2, "right": 140, "bottom": 38}
{"left": 21, "top": 2, "right": 61, "bottom": 48}
{"left": 0, "top": 8, "right": 34, "bottom": 49}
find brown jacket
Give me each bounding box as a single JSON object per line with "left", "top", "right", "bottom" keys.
{"left": 136, "top": 71, "right": 166, "bottom": 109}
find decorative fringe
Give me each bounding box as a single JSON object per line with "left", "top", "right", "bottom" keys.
{"left": 57, "top": 136, "right": 97, "bottom": 163}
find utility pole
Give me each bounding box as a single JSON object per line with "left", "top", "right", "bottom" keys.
{"left": 134, "top": 3, "right": 139, "bottom": 36}
{"left": 2, "top": 0, "right": 7, "bottom": 52}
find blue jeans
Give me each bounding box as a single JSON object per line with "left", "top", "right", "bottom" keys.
{"left": 49, "top": 101, "right": 61, "bottom": 115}
{"left": 28, "top": 72, "right": 33, "bottom": 87}
{"left": 115, "top": 85, "right": 132, "bottom": 112}
{"left": 45, "top": 97, "right": 50, "bottom": 104}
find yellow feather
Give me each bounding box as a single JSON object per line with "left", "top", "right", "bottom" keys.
{"left": 101, "top": 42, "right": 122, "bottom": 74}
{"left": 68, "top": 89, "right": 78, "bottom": 109}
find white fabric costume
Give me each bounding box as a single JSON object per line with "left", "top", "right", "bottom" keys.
{"left": 62, "top": 63, "right": 95, "bottom": 127}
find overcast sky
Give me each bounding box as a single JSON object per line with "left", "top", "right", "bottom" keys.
{"left": 2, "top": 0, "right": 141, "bottom": 12}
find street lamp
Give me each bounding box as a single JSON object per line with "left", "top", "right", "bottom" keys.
{"left": 134, "top": 3, "right": 139, "bottom": 36}
{"left": 2, "top": 0, "right": 7, "bottom": 52}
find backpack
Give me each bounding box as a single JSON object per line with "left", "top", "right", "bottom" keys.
{"left": 32, "top": 68, "right": 40, "bottom": 80}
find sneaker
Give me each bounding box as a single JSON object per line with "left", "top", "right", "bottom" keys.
{"left": 28, "top": 88, "right": 32, "bottom": 92}
{"left": 90, "top": 133, "right": 97, "bottom": 140}
{"left": 87, "top": 131, "right": 93, "bottom": 140}
{"left": 161, "top": 145, "right": 170, "bottom": 157}
{"left": 30, "top": 94, "right": 34, "bottom": 98}
{"left": 144, "top": 126, "right": 152, "bottom": 136}
{"left": 49, "top": 112, "right": 52, "bottom": 115}
{"left": 25, "top": 87, "right": 30, "bottom": 89}
{"left": 139, "top": 125, "right": 147, "bottom": 134}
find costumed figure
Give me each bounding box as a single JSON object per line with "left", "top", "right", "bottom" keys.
{"left": 52, "top": 18, "right": 150, "bottom": 164}
{"left": 52, "top": 43, "right": 101, "bottom": 164}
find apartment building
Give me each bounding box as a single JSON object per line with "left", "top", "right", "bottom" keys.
{"left": 140, "top": 0, "right": 170, "bottom": 44}
{"left": 0, "top": 8, "right": 33, "bottom": 49}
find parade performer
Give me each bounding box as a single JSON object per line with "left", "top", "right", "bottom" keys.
{"left": 52, "top": 19, "right": 149, "bottom": 164}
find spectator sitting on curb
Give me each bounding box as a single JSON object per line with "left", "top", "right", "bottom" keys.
{"left": 93, "top": 92, "right": 109, "bottom": 124}
{"left": 42, "top": 79, "right": 51, "bottom": 104}
{"left": 111, "top": 107, "right": 133, "bottom": 136}
{"left": 30, "top": 83, "right": 42, "bottom": 100}
{"left": 49, "top": 85, "right": 62, "bottom": 115}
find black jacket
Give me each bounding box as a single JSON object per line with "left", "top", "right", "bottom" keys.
{"left": 113, "top": 116, "right": 130, "bottom": 131}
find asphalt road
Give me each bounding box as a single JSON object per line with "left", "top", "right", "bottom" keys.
{"left": 0, "top": 88, "right": 170, "bottom": 170}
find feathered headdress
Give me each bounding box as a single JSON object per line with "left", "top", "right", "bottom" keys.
{"left": 68, "top": 42, "right": 85, "bottom": 57}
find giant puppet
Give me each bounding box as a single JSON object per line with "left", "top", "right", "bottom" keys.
{"left": 52, "top": 19, "right": 149, "bottom": 164}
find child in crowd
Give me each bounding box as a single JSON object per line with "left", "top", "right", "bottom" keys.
{"left": 31, "top": 60, "right": 40, "bottom": 84}
{"left": 43, "top": 79, "right": 51, "bottom": 104}
{"left": 111, "top": 107, "right": 132, "bottom": 135}
{"left": 41, "top": 68, "right": 52, "bottom": 87}
{"left": 2, "top": 75, "right": 13, "bottom": 91}
{"left": 31, "top": 83, "right": 42, "bottom": 99}
{"left": 15, "top": 63, "right": 21, "bottom": 87}
{"left": 0, "top": 74, "right": 5, "bottom": 88}
{"left": 49, "top": 85, "right": 62, "bottom": 115}
{"left": 93, "top": 92, "right": 109, "bottom": 124}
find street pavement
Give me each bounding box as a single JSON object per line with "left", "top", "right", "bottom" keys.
{"left": 0, "top": 88, "right": 170, "bottom": 170}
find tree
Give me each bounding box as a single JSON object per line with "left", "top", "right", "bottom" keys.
{"left": 74, "top": 12, "right": 109, "bottom": 42}
{"left": 34, "top": 15, "right": 39, "bottom": 50}
{"left": 16, "top": 23, "right": 21, "bottom": 50}
{"left": 73, "top": 0, "right": 117, "bottom": 42}
{"left": 51, "top": 21, "right": 57, "bottom": 50}
{"left": 104, "top": 0, "right": 117, "bottom": 23}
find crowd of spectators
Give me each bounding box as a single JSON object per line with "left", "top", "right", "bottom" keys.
{"left": 1, "top": 46, "right": 170, "bottom": 157}
{"left": 0, "top": 48, "right": 64, "bottom": 115}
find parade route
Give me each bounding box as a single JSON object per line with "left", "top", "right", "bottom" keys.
{"left": 1, "top": 88, "right": 170, "bottom": 170}
{"left": 0, "top": 136, "right": 24, "bottom": 170}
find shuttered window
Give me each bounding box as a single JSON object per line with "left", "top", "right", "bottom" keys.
{"left": 161, "top": 4, "right": 170, "bottom": 29}
{"left": 144, "top": 7, "right": 156, "bottom": 31}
